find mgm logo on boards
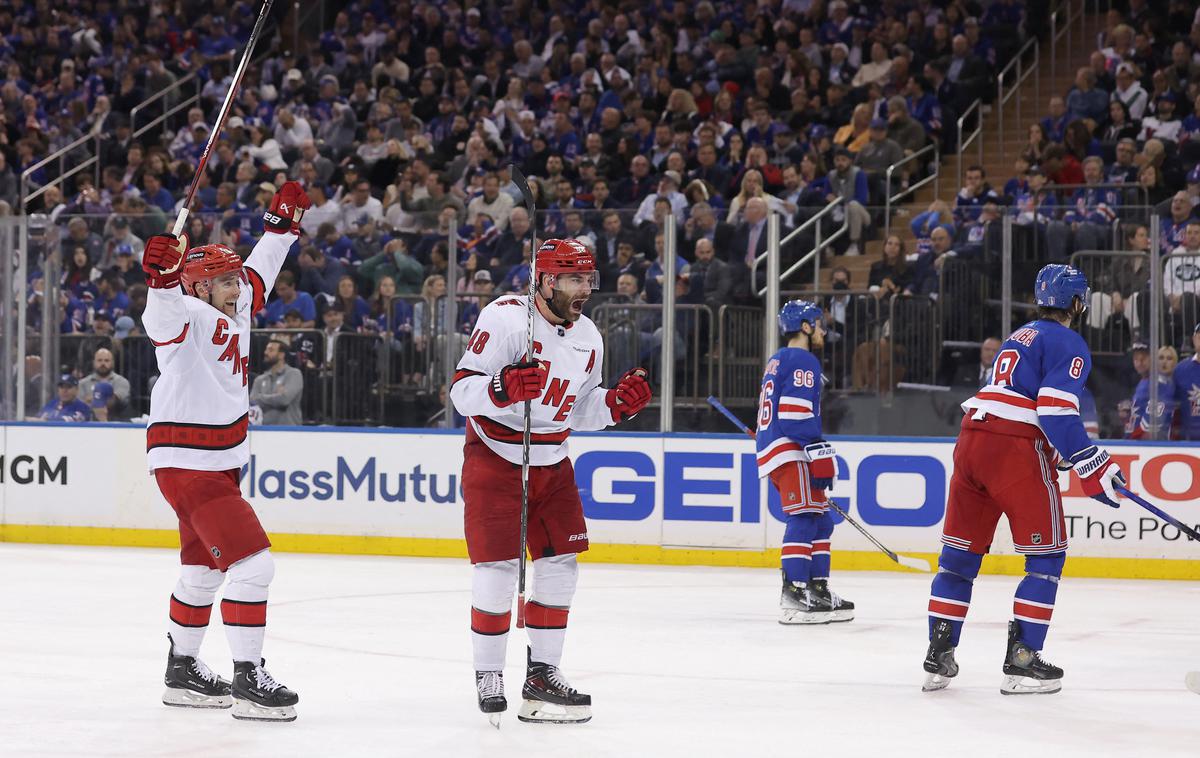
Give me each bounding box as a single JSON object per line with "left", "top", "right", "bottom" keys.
{"left": 0, "top": 455, "right": 68, "bottom": 485}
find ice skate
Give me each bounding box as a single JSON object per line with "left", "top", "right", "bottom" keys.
{"left": 231, "top": 659, "right": 299, "bottom": 721}
{"left": 779, "top": 578, "right": 830, "bottom": 625}
{"left": 810, "top": 579, "right": 855, "bottom": 623}
{"left": 518, "top": 648, "right": 592, "bottom": 724}
{"left": 922, "top": 619, "right": 959, "bottom": 692}
{"left": 162, "top": 634, "right": 232, "bottom": 709}
{"left": 476, "top": 670, "right": 506, "bottom": 728}
{"left": 1001, "top": 621, "right": 1063, "bottom": 695}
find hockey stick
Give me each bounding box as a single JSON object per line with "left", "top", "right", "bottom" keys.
{"left": 706, "top": 395, "right": 932, "bottom": 572}
{"left": 509, "top": 165, "right": 538, "bottom": 629}
{"left": 1115, "top": 487, "right": 1200, "bottom": 542}
{"left": 171, "top": 0, "right": 275, "bottom": 237}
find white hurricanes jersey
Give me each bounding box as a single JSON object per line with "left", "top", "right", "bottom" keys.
{"left": 450, "top": 294, "right": 614, "bottom": 466}
{"left": 143, "top": 231, "right": 296, "bottom": 472}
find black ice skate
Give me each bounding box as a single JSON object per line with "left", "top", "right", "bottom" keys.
{"left": 1001, "top": 621, "right": 1063, "bottom": 695}
{"left": 476, "top": 670, "right": 506, "bottom": 728}
{"left": 518, "top": 648, "right": 592, "bottom": 724}
{"left": 810, "top": 579, "right": 855, "bottom": 623}
{"left": 922, "top": 619, "right": 959, "bottom": 692}
{"left": 779, "top": 574, "right": 830, "bottom": 625}
{"left": 231, "top": 659, "right": 299, "bottom": 721}
{"left": 162, "top": 634, "right": 232, "bottom": 709}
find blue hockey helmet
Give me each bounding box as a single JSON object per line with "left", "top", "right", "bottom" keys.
{"left": 1034, "top": 264, "right": 1089, "bottom": 310}
{"left": 778, "top": 299, "right": 823, "bottom": 335}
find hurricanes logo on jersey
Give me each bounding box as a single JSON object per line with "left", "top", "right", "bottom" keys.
{"left": 212, "top": 318, "right": 250, "bottom": 387}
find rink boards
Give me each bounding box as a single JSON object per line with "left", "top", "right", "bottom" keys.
{"left": 1, "top": 423, "right": 1198, "bottom": 579}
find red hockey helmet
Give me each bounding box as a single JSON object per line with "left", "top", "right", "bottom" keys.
{"left": 179, "top": 243, "right": 245, "bottom": 297}
{"left": 535, "top": 238, "right": 599, "bottom": 290}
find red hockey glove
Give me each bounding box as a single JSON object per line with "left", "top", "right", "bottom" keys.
{"left": 142, "top": 232, "right": 189, "bottom": 289}
{"left": 1069, "top": 445, "right": 1126, "bottom": 508}
{"left": 606, "top": 367, "right": 652, "bottom": 423}
{"left": 489, "top": 360, "right": 547, "bottom": 407}
{"left": 263, "top": 180, "right": 311, "bottom": 234}
{"left": 804, "top": 440, "right": 837, "bottom": 490}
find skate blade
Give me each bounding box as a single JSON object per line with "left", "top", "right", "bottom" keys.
{"left": 779, "top": 609, "right": 831, "bottom": 625}
{"left": 1186, "top": 672, "right": 1200, "bottom": 695}
{"left": 488, "top": 712, "right": 502, "bottom": 729}
{"left": 162, "top": 687, "right": 232, "bottom": 709}
{"left": 828, "top": 610, "right": 855, "bottom": 623}
{"left": 232, "top": 699, "right": 298, "bottom": 722}
{"left": 921, "top": 673, "right": 953, "bottom": 692}
{"left": 1000, "top": 674, "right": 1062, "bottom": 695}
{"left": 516, "top": 699, "right": 592, "bottom": 724}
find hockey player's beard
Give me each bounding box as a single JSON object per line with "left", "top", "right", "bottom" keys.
{"left": 543, "top": 287, "right": 587, "bottom": 323}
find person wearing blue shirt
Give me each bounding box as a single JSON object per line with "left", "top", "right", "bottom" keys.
{"left": 35, "top": 375, "right": 92, "bottom": 422}
{"left": 757, "top": 300, "right": 853, "bottom": 625}
{"left": 141, "top": 173, "right": 175, "bottom": 213}
{"left": 1127, "top": 345, "right": 1180, "bottom": 439}
{"left": 262, "top": 271, "right": 317, "bottom": 327}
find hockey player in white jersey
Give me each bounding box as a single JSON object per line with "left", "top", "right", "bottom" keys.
{"left": 143, "top": 181, "right": 310, "bottom": 721}
{"left": 450, "top": 238, "right": 652, "bottom": 724}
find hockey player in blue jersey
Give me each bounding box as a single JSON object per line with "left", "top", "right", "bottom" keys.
{"left": 756, "top": 300, "right": 854, "bottom": 625}
{"left": 923, "top": 264, "right": 1127, "bottom": 695}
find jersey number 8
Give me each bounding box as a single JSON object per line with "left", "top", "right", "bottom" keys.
{"left": 992, "top": 349, "right": 1021, "bottom": 387}
{"left": 758, "top": 380, "right": 774, "bottom": 429}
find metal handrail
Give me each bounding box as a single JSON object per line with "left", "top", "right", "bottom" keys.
{"left": 753, "top": 198, "right": 848, "bottom": 297}
{"left": 20, "top": 131, "right": 103, "bottom": 211}
{"left": 956, "top": 99, "right": 984, "bottom": 191}
{"left": 884, "top": 142, "right": 939, "bottom": 240}
{"left": 997, "top": 36, "right": 1039, "bottom": 159}
{"left": 130, "top": 71, "right": 200, "bottom": 136}
{"left": 1049, "top": 0, "right": 1084, "bottom": 80}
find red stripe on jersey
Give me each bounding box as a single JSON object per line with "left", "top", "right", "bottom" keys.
{"left": 778, "top": 400, "right": 813, "bottom": 412}
{"left": 757, "top": 441, "right": 803, "bottom": 466}
{"left": 928, "top": 598, "right": 969, "bottom": 619}
{"left": 470, "top": 607, "right": 512, "bottom": 636}
{"left": 524, "top": 601, "right": 569, "bottom": 630}
{"left": 150, "top": 322, "right": 190, "bottom": 347}
{"left": 975, "top": 391, "right": 1036, "bottom": 409}
{"left": 220, "top": 598, "right": 267, "bottom": 627}
{"left": 1036, "top": 396, "right": 1078, "bottom": 409}
{"left": 812, "top": 541, "right": 831, "bottom": 553}
{"left": 781, "top": 544, "right": 813, "bottom": 558}
{"left": 474, "top": 415, "right": 570, "bottom": 445}
{"left": 453, "top": 369, "right": 485, "bottom": 387}
{"left": 1013, "top": 600, "right": 1054, "bottom": 622}
{"left": 584, "top": 349, "right": 596, "bottom": 374}
{"left": 147, "top": 414, "right": 249, "bottom": 452}
{"left": 169, "top": 595, "right": 213, "bottom": 628}
{"left": 244, "top": 266, "right": 266, "bottom": 315}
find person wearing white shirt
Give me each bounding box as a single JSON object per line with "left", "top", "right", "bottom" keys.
{"left": 633, "top": 172, "right": 688, "bottom": 226}
{"left": 241, "top": 124, "right": 287, "bottom": 171}
{"left": 1141, "top": 92, "right": 1182, "bottom": 143}
{"left": 1111, "top": 63, "right": 1149, "bottom": 121}
{"left": 341, "top": 180, "right": 385, "bottom": 230}
{"left": 272, "top": 108, "right": 313, "bottom": 153}
{"left": 300, "top": 184, "right": 342, "bottom": 236}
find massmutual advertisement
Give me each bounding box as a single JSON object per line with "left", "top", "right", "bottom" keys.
{"left": 0, "top": 424, "right": 1197, "bottom": 578}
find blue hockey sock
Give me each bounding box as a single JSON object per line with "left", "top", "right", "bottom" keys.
{"left": 781, "top": 513, "right": 820, "bottom": 585}
{"left": 1013, "top": 552, "right": 1065, "bottom": 651}
{"left": 928, "top": 546, "right": 982, "bottom": 646}
{"left": 811, "top": 511, "right": 834, "bottom": 579}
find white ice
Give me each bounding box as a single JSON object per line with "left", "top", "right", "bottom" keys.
{"left": 1, "top": 543, "right": 1197, "bottom": 757}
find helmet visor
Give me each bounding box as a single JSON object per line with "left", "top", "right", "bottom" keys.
{"left": 545, "top": 270, "right": 600, "bottom": 291}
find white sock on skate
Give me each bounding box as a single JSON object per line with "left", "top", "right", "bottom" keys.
{"left": 169, "top": 565, "right": 224, "bottom": 657}
{"left": 221, "top": 550, "right": 273, "bottom": 663}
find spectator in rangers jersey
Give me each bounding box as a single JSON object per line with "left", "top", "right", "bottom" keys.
{"left": 32, "top": 375, "right": 92, "bottom": 422}
{"left": 1126, "top": 345, "right": 1179, "bottom": 439}
{"left": 1056, "top": 157, "right": 1122, "bottom": 255}
{"left": 1172, "top": 324, "right": 1200, "bottom": 440}
{"left": 757, "top": 300, "right": 854, "bottom": 625}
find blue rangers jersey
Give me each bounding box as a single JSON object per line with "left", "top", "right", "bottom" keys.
{"left": 960, "top": 319, "right": 1093, "bottom": 459}
{"left": 756, "top": 347, "right": 824, "bottom": 477}
{"left": 1125, "top": 376, "right": 1178, "bottom": 439}
{"left": 1173, "top": 356, "right": 1200, "bottom": 440}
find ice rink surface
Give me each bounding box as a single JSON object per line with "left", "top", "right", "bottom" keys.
{"left": 1, "top": 543, "right": 1196, "bottom": 758}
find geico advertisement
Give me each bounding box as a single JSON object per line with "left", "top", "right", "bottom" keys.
{"left": 1, "top": 425, "right": 1197, "bottom": 559}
